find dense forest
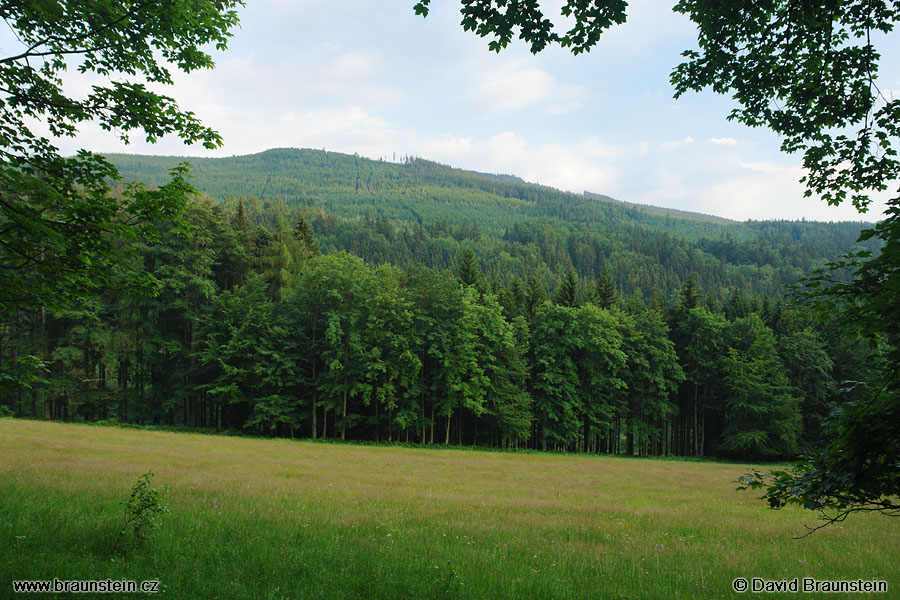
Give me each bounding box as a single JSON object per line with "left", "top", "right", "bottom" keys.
{"left": 0, "top": 148, "right": 885, "bottom": 460}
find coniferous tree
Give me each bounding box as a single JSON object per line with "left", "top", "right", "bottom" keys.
{"left": 554, "top": 267, "right": 579, "bottom": 308}
{"left": 502, "top": 276, "right": 527, "bottom": 320}
{"left": 670, "top": 306, "right": 728, "bottom": 456}
{"left": 524, "top": 271, "right": 547, "bottom": 322}
{"left": 295, "top": 215, "right": 319, "bottom": 256}
{"left": 531, "top": 303, "right": 582, "bottom": 450}
{"left": 457, "top": 248, "right": 483, "bottom": 289}
{"left": 576, "top": 304, "right": 627, "bottom": 453}
{"left": 776, "top": 329, "right": 835, "bottom": 453}
{"left": 681, "top": 275, "right": 700, "bottom": 309}
{"left": 595, "top": 270, "right": 618, "bottom": 309}
{"left": 620, "top": 309, "right": 683, "bottom": 456}
{"left": 720, "top": 314, "right": 801, "bottom": 459}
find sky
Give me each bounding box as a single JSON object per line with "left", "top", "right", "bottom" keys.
{"left": 15, "top": 0, "right": 900, "bottom": 221}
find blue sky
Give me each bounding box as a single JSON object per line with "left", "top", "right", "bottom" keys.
{"left": 26, "top": 0, "right": 900, "bottom": 221}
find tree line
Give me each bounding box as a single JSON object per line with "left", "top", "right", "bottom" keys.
{"left": 2, "top": 196, "right": 876, "bottom": 461}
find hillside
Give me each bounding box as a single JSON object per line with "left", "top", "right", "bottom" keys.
{"left": 110, "top": 148, "right": 740, "bottom": 238}
{"left": 583, "top": 192, "right": 738, "bottom": 225}
{"left": 107, "top": 147, "right": 878, "bottom": 302}
{"left": 107, "top": 148, "right": 868, "bottom": 236}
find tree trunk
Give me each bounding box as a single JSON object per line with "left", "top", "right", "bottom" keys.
{"left": 700, "top": 386, "right": 708, "bottom": 456}
{"left": 311, "top": 322, "right": 318, "bottom": 438}
{"left": 341, "top": 375, "right": 348, "bottom": 441}
{"left": 119, "top": 360, "right": 128, "bottom": 421}
{"left": 693, "top": 384, "right": 699, "bottom": 457}
{"left": 375, "top": 396, "right": 380, "bottom": 442}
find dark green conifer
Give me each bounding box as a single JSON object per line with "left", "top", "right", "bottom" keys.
{"left": 595, "top": 270, "right": 618, "bottom": 309}
{"left": 555, "top": 267, "right": 579, "bottom": 308}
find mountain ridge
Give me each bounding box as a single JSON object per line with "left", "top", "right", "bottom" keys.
{"left": 105, "top": 147, "right": 871, "bottom": 230}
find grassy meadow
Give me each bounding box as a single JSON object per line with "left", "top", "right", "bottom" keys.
{"left": 0, "top": 419, "right": 895, "bottom": 599}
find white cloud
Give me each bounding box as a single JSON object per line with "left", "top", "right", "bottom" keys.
{"left": 630, "top": 144, "right": 888, "bottom": 221}
{"left": 738, "top": 160, "right": 791, "bottom": 175}
{"left": 659, "top": 136, "right": 694, "bottom": 150}
{"left": 465, "top": 60, "right": 586, "bottom": 116}
{"left": 709, "top": 137, "right": 738, "bottom": 146}
{"left": 170, "top": 51, "right": 406, "bottom": 114}
{"left": 416, "top": 131, "right": 624, "bottom": 193}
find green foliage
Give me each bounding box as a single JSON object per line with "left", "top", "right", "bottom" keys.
{"left": 776, "top": 328, "right": 836, "bottom": 452}
{"left": 671, "top": 0, "right": 899, "bottom": 212}
{"left": 576, "top": 304, "right": 627, "bottom": 450}
{"left": 594, "top": 270, "right": 618, "bottom": 309}
{"left": 0, "top": 162, "right": 195, "bottom": 313}
{"left": 5, "top": 1, "right": 891, "bottom": 480}
{"left": 406, "top": 267, "right": 465, "bottom": 443}
{"left": 413, "top": 0, "right": 627, "bottom": 54}
{"left": 0, "top": 189, "right": 864, "bottom": 460}
{"left": 0, "top": 0, "right": 242, "bottom": 315}
{"left": 456, "top": 248, "right": 483, "bottom": 290}
{"left": 0, "top": 355, "right": 49, "bottom": 396}
{"left": 365, "top": 265, "right": 421, "bottom": 440}
{"left": 680, "top": 275, "right": 699, "bottom": 310}
{"left": 771, "top": 209, "right": 900, "bottom": 518}
{"left": 554, "top": 267, "right": 580, "bottom": 308}
{"left": 113, "top": 471, "right": 169, "bottom": 553}
{"left": 198, "top": 275, "right": 298, "bottom": 435}
{"left": 720, "top": 315, "right": 801, "bottom": 459}
{"left": 531, "top": 303, "right": 582, "bottom": 449}
{"left": 620, "top": 309, "right": 684, "bottom": 455}
{"left": 109, "top": 149, "right": 877, "bottom": 312}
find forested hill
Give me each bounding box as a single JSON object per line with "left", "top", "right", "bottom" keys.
{"left": 107, "top": 147, "right": 877, "bottom": 303}
{"left": 114, "top": 147, "right": 745, "bottom": 238}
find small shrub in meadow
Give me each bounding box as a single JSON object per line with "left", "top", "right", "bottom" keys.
{"left": 112, "top": 471, "right": 170, "bottom": 553}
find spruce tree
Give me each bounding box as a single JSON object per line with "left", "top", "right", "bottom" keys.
{"left": 525, "top": 271, "right": 547, "bottom": 321}
{"left": 294, "top": 216, "right": 319, "bottom": 257}
{"left": 595, "top": 270, "right": 618, "bottom": 309}
{"left": 680, "top": 275, "right": 699, "bottom": 309}
{"left": 554, "top": 268, "right": 579, "bottom": 308}
{"left": 457, "top": 249, "right": 483, "bottom": 289}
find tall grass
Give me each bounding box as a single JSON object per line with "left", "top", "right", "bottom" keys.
{"left": 0, "top": 420, "right": 894, "bottom": 599}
